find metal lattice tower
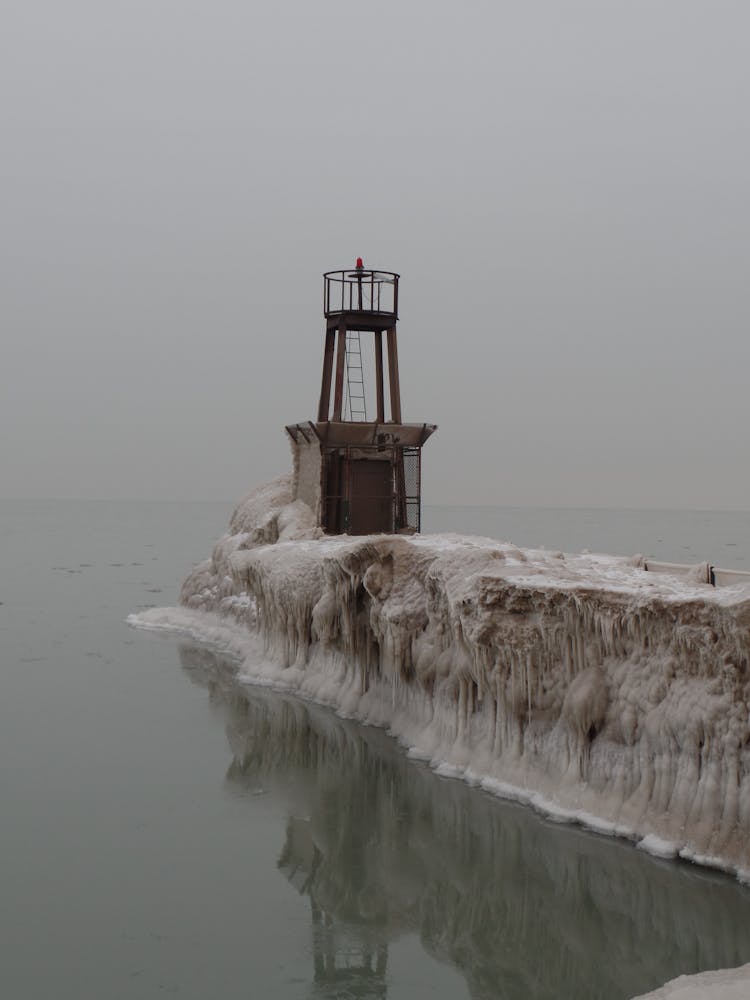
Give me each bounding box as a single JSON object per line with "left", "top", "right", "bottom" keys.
{"left": 284, "top": 258, "right": 436, "bottom": 536}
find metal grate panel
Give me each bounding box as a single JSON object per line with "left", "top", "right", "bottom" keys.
{"left": 321, "top": 445, "right": 423, "bottom": 535}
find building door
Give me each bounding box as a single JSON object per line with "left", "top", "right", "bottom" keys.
{"left": 349, "top": 460, "right": 392, "bottom": 535}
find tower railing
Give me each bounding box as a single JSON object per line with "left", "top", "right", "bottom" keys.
{"left": 324, "top": 269, "right": 399, "bottom": 318}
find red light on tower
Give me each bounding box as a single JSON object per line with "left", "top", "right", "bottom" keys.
{"left": 356, "top": 257, "right": 363, "bottom": 269}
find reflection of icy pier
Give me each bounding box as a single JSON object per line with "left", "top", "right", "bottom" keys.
{"left": 175, "top": 644, "right": 750, "bottom": 1000}
{"left": 135, "top": 474, "right": 750, "bottom": 881}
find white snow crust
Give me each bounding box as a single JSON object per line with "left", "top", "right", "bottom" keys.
{"left": 130, "top": 476, "right": 750, "bottom": 884}
{"left": 632, "top": 963, "right": 750, "bottom": 999}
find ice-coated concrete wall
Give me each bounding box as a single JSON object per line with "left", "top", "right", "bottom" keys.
{"left": 289, "top": 438, "right": 322, "bottom": 523}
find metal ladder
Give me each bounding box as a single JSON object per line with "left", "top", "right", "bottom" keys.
{"left": 344, "top": 332, "right": 367, "bottom": 421}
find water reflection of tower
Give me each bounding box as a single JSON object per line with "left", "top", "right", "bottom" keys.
{"left": 278, "top": 816, "right": 388, "bottom": 998}
{"left": 203, "top": 654, "right": 398, "bottom": 999}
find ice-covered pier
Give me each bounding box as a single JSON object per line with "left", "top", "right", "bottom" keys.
{"left": 132, "top": 474, "right": 750, "bottom": 882}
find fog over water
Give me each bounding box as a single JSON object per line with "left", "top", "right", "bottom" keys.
{"left": 3, "top": 2, "right": 750, "bottom": 509}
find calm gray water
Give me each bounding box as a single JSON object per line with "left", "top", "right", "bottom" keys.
{"left": 423, "top": 504, "right": 750, "bottom": 570}
{"left": 2, "top": 498, "right": 750, "bottom": 1000}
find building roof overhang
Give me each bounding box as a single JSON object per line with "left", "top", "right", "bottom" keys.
{"left": 285, "top": 421, "right": 437, "bottom": 448}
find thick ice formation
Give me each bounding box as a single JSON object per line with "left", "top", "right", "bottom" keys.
{"left": 134, "top": 476, "right": 750, "bottom": 883}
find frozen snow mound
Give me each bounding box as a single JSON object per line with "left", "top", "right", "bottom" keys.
{"left": 139, "top": 478, "right": 750, "bottom": 880}
{"left": 179, "top": 474, "right": 321, "bottom": 623}
{"left": 631, "top": 963, "right": 750, "bottom": 999}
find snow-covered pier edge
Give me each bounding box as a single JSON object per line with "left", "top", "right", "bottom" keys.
{"left": 632, "top": 963, "right": 750, "bottom": 999}
{"left": 130, "top": 476, "right": 750, "bottom": 884}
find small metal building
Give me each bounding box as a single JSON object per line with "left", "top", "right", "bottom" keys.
{"left": 286, "top": 262, "right": 436, "bottom": 535}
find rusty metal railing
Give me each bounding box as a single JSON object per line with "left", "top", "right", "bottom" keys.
{"left": 643, "top": 559, "right": 750, "bottom": 588}
{"left": 324, "top": 269, "right": 399, "bottom": 318}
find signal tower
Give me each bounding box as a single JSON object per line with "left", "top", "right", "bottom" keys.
{"left": 286, "top": 260, "right": 436, "bottom": 535}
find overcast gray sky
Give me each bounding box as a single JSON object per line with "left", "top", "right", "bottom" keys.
{"left": 2, "top": 1, "right": 749, "bottom": 508}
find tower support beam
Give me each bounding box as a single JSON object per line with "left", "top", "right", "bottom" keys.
{"left": 374, "top": 330, "right": 385, "bottom": 423}
{"left": 386, "top": 327, "right": 401, "bottom": 423}
{"left": 332, "top": 321, "right": 348, "bottom": 422}
{"left": 318, "top": 329, "right": 336, "bottom": 421}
